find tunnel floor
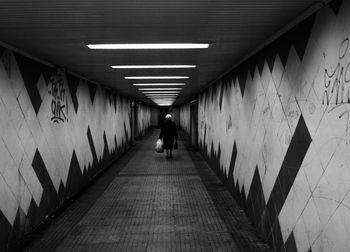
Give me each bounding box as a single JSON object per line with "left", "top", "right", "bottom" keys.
{"left": 23, "top": 129, "right": 271, "bottom": 252}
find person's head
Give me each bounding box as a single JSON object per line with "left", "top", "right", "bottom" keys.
{"left": 165, "top": 114, "right": 172, "bottom": 121}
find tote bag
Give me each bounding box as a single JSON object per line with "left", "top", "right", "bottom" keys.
{"left": 155, "top": 139, "right": 164, "bottom": 153}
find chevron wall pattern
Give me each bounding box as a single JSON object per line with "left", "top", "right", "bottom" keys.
{"left": 0, "top": 47, "right": 151, "bottom": 250}
{"left": 180, "top": 103, "right": 191, "bottom": 134}
{"left": 136, "top": 102, "right": 151, "bottom": 138}
{"left": 180, "top": 0, "right": 350, "bottom": 251}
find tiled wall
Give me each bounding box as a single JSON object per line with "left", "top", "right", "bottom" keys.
{"left": 0, "top": 47, "right": 145, "bottom": 250}
{"left": 180, "top": 103, "right": 191, "bottom": 134}
{"left": 186, "top": 0, "right": 350, "bottom": 251}
{"left": 136, "top": 102, "right": 151, "bottom": 137}
{"left": 170, "top": 107, "right": 180, "bottom": 127}
{"left": 150, "top": 106, "right": 160, "bottom": 126}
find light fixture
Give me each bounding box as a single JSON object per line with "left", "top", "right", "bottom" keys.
{"left": 151, "top": 97, "right": 176, "bottom": 99}
{"left": 146, "top": 97, "right": 178, "bottom": 99}
{"left": 149, "top": 96, "right": 176, "bottom": 100}
{"left": 138, "top": 88, "right": 182, "bottom": 91}
{"left": 125, "top": 76, "right": 189, "bottom": 80}
{"left": 151, "top": 98, "right": 174, "bottom": 102}
{"left": 111, "top": 65, "right": 196, "bottom": 69}
{"left": 133, "top": 83, "right": 186, "bottom": 86}
{"left": 149, "top": 97, "right": 177, "bottom": 99}
{"left": 86, "top": 43, "right": 209, "bottom": 49}
{"left": 144, "top": 93, "right": 179, "bottom": 96}
{"left": 151, "top": 99, "right": 176, "bottom": 101}
{"left": 145, "top": 95, "right": 178, "bottom": 97}
{"left": 142, "top": 91, "right": 180, "bottom": 94}
{"left": 157, "top": 104, "right": 173, "bottom": 106}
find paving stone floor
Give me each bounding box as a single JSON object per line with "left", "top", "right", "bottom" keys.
{"left": 23, "top": 129, "right": 271, "bottom": 252}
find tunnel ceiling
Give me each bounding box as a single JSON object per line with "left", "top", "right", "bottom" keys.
{"left": 0, "top": 0, "right": 319, "bottom": 105}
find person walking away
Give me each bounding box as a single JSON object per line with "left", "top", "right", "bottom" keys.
{"left": 159, "top": 114, "right": 178, "bottom": 159}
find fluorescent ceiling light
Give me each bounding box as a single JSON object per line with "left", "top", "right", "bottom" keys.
{"left": 142, "top": 91, "right": 180, "bottom": 94}
{"left": 148, "top": 94, "right": 177, "bottom": 96}
{"left": 138, "top": 88, "right": 182, "bottom": 91}
{"left": 158, "top": 104, "right": 173, "bottom": 106}
{"left": 147, "top": 97, "right": 177, "bottom": 99}
{"left": 150, "top": 95, "right": 176, "bottom": 97}
{"left": 87, "top": 43, "right": 209, "bottom": 49}
{"left": 151, "top": 99, "right": 176, "bottom": 101}
{"left": 125, "top": 76, "right": 189, "bottom": 80}
{"left": 152, "top": 97, "right": 175, "bottom": 99}
{"left": 152, "top": 100, "right": 175, "bottom": 103}
{"left": 147, "top": 97, "right": 176, "bottom": 101}
{"left": 145, "top": 93, "right": 178, "bottom": 96}
{"left": 133, "top": 83, "right": 186, "bottom": 86}
{"left": 111, "top": 65, "right": 196, "bottom": 69}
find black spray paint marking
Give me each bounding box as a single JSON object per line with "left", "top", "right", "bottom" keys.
{"left": 322, "top": 38, "right": 350, "bottom": 133}
{"left": 323, "top": 38, "right": 350, "bottom": 108}
{"left": 48, "top": 69, "right": 68, "bottom": 123}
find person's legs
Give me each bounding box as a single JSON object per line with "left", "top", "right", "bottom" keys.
{"left": 169, "top": 148, "right": 173, "bottom": 158}
{"left": 165, "top": 149, "right": 169, "bottom": 159}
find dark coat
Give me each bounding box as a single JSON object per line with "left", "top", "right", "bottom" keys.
{"left": 159, "top": 120, "right": 178, "bottom": 149}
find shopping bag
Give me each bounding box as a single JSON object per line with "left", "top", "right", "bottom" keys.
{"left": 174, "top": 141, "right": 178, "bottom": 150}
{"left": 155, "top": 139, "right": 164, "bottom": 153}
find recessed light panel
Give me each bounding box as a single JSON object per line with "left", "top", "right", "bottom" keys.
{"left": 125, "top": 76, "right": 189, "bottom": 80}
{"left": 111, "top": 65, "right": 196, "bottom": 69}
{"left": 145, "top": 95, "right": 178, "bottom": 97}
{"left": 87, "top": 43, "right": 209, "bottom": 49}
{"left": 142, "top": 91, "right": 180, "bottom": 94}
{"left": 138, "top": 88, "right": 182, "bottom": 91}
{"left": 133, "top": 83, "right": 186, "bottom": 86}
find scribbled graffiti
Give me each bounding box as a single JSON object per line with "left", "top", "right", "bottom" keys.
{"left": 322, "top": 38, "right": 350, "bottom": 132}
{"left": 322, "top": 38, "right": 350, "bottom": 109}
{"left": 48, "top": 69, "right": 68, "bottom": 123}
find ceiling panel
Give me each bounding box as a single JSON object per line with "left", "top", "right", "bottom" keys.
{"left": 0, "top": 0, "right": 320, "bottom": 105}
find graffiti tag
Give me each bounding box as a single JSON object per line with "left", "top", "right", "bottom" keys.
{"left": 322, "top": 38, "right": 350, "bottom": 109}
{"left": 322, "top": 38, "right": 350, "bottom": 132}
{"left": 48, "top": 69, "right": 68, "bottom": 123}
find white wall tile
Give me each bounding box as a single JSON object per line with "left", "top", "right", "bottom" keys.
{"left": 0, "top": 174, "right": 18, "bottom": 225}
{"left": 261, "top": 127, "right": 284, "bottom": 202}
{"left": 259, "top": 60, "right": 272, "bottom": 94}
{"left": 0, "top": 98, "right": 25, "bottom": 168}
{"left": 18, "top": 122, "right": 37, "bottom": 165}
{"left": 1, "top": 152, "right": 21, "bottom": 201}
{"left": 279, "top": 169, "right": 312, "bottom": 242}
{"left": 302, "top": 197, "right": 323, "bottom": 245}
{"left": 18, "top": 175, "right": 33, "bottom": 214}
{"left": 19, "top": 154, "right": 43, "bottom": 206}
{"left": 271, "top": 55, "right": 284, "bottom": 91}
{"left": 293, "top": 217, "right": 311, "bottom": 252}
{"left": 8, "top": 51, "right": 25, "bottom": 98}
{"left": 284, "top": 46, "right": 302, "bottom": 87}
{"left": 299, "top": 87, "right": 325, "bottom": 139}
{"left": 312, "top": 205, "right": 350, "bottom": 252}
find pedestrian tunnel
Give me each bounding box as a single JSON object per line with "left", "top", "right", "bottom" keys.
{"left": 0, "top": 1, "right": 350, "bottom": 251}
